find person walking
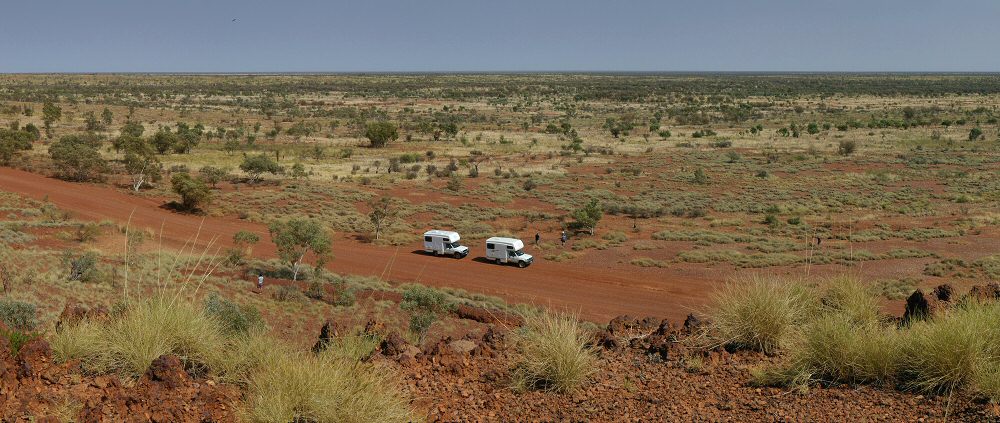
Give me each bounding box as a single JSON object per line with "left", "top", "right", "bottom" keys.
{"left": 535, "top": 232, "right": 540, "bottom": 245}
{"left": 560, "top": 230, "right": 567, "bottom": 247}
{"left": 257, "top": 273, "right": 264, "bottom": 290}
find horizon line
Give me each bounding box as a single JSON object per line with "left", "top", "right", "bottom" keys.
{"left": 3, "top": 70, "right": 1000, "bottom": 76}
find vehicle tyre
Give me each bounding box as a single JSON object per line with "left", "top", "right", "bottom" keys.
{"left": 495, "top": 258, "right": 502, "bottom": 265}
{"left": 517, "top": 261, "right": 527, "bottom": 268}
{"left": 454, "top": 252, "right": 462, "bottom": 259}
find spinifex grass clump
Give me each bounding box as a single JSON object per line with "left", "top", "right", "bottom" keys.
{"left": 243, "top": 342, "right": 414, "bottom": 423}
{"left": 52, "top": 295, "right": 227, "bottom": 378}
{"left": 718, "top": 273, "right": 1000, "bottom": 403}
{"left": 709, "top": 274, "right": 818, "bottom": 354}
{"left": 511, "top": 311, "right": 596, "bottom": 394}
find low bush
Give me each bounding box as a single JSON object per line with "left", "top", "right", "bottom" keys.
{"left": 511, "top": 312, "right": 595, "bottom": 394}
{"left": 204, "top": 293, "right": 264, "bottom": 336}
{"left": 0, "top": 299, "right": 37, "bottom": 331}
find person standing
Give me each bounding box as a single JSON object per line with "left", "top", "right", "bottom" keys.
{"left": 560, "top": 230, "right": 567, "bottom": 247}
{"left": 257, "top": 273, "right": 264, "bottom": 290}
{"left": 535, "top": 232, "right": 540, "bottom": 245}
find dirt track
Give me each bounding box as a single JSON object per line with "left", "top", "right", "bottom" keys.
{"left": 0, "top": 167, "right": 713, "bottom": 322}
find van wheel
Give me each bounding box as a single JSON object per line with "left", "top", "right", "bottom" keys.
{"left": 453, "top": 252, "right": 462, "bottom": 259}
{"left": 495, "top": 258, "right": 502, "bottom": 265}
{"left": 517, "top": 261, "right": 527, "bottom": 268}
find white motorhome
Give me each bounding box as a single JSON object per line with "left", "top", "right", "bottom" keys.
{"left": 485, "top": 237, "right": 534, "bottom": 268}
{"left": 422, "top": 230, "right": 469, "bottom": 258}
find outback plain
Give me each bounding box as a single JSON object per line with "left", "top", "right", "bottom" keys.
{"left": 1, "top": 73, "right": 999, "bottom": 421}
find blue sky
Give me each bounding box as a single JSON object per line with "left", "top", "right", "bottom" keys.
{"left": 0, "top": 0, "right": 997, "bottom": 72}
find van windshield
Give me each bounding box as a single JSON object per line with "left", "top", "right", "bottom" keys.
{"left": 511, "top": 249, "right": 525, "bottom": 256}
{"left": 446, "top": 242, "right": 462, "bottom": 248}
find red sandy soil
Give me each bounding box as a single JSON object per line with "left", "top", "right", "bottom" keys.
{"left": 0, "top": 167, "right": 712, "bottom": 323}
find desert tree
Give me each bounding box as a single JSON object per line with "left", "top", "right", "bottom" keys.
{"left": 234, "top": 230, "right": 261, "bottom": 255}
{"left": 151, "top": 127, "right": 178, "bottom": 154}
{"left": 198, "top": 166, "right": 230, "bottom": 188}
{"left": 84, "top": 111, "right": 102, "bottom": 132}
{"left": 170, "top": 173, "right": 212, "bottom": 211}
{"left": 289, "top": 162, "right": 308, "bottom": 180}
{"left": 364, "top": 121, "right": 398, "bottom": 148}
{"left": 121, "top": 120, "right": 145, "bottom": 138}
{"left": 268, "top": 218, "right": 332, "bottom": 281}
{"left": 121, "top": 137, "right": 160, "bottom": 191}
{"left": 367, "top": 196, "right": 398, "bottom": 241}
{"left": 0, "top": 128, "right": 33, "bottom": 165}
{"left": 239, "top": 154, "right": 283, "bottom": 183}
{"left": 969, "top": 127, "right": 984, "bottom": 141}
{"left": 49, "top": 135, "right": 108, "bottom": 181}
{"left": 101, "top": 108, "right": 113, "bottom": 126}
{"left": 570, "top": 199, "right": 603, "bottom": 235}
{"left": 41, "top": 101, "right": 62, "bottom": 137}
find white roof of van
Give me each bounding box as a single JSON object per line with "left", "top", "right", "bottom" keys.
{"left": 486, "top": 237, "right": 522, "bottom": 245}
{"left": 424, "top": 230, "right": 460, "bottom": 238}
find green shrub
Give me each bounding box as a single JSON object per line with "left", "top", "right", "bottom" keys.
{"left": 204, "top": 293, "right": 265, "bottom": 336}
{"left": 0, "top": 299, "right": 37, "bottom": 331}
{"left": 511, "top": 312, "right": 595, "bottom": 394}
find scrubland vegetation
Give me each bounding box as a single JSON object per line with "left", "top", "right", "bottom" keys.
{"left": 710, "top": 274, "right": 1000, "bottom": 404}
{"left": 2, "top": 73, "right": 1000, "bottom": 419}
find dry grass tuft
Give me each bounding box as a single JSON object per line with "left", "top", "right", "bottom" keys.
{"left": 708, "top": 274, "right": 817, "bottom": 354}
{"left": 511, "top": 311, "right": 596, "bottom": 394}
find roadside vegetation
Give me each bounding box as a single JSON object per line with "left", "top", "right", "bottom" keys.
{"left": 709, "top": 274, "right": 1000, "bottom": 404}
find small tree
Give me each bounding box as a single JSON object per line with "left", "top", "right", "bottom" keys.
{"left": 234, "top": 230, "right": 261, "bottom": 255}
{"left": 123, "top": 147, "right": 161, "bottom": 191}
{"left": 364, "top": 121, "right": 398, "bottom": 148}
{"left": 42, "top": 101, "right": 62, "bottom": 136}
{"left": 171, "top": 173, "right": 211, "bottom": 211}
{"left": 446, "top": 174, "right": 463, "bottom": 191}
{"left": 0, "top": 129, "right": 33, "bottom": 165}
{"left": 239, "top": 154, "right": 283, "bottom": 183}
{"left": 571, "top": 199, "right": 603, "bottom": 235}
{"left": 289, "top": 162, "right": 308, "bottom": 180}
{"left": 268, "top": 218, "right": 331, "bottom": 281}
{"left": 151, "top": 127, "right": 178, "bottom": 154}
{"left": 121, "top": 121, "right": 145, "bottom": 138}
{"left": 101, "top": 108, "right": 114, "bottom": 126}
{"left": 84, "top": 111, "right": 102, "bottom": 131}
{"left": 49, "top": 135, "right": 108, "bottom": 181}
{"left": 367, "top": 196, "right": 398, "bottom": 241}
{"left": 693, "top": 167, "right": 709, "bottom": 184}
{"left": 199, "top": 166, "right": 230, "bottom": 188}
{"left": 969, "top": 127, "right": 984, "bottom": 141}
{"left": 838, "top": 140, "right": 857, "bottom": 156}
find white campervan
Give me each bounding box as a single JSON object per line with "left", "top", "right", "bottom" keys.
{"left": 423, "top": 230, "right": 470, "bottom": 258}
{"left": 485, "top": 237, "right": 534, "bottom": 268}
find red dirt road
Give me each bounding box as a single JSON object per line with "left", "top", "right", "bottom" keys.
{"left": 1, "top": 167, "right": 712, "bottom": 322}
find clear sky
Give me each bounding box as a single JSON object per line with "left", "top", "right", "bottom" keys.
{"left": 1, "top": 0, "right": 997, "bottom": 72}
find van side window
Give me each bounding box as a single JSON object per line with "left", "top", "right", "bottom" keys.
{"left": 507, "top": 246, "right": 514, "bottom": 250}
{"left": 486, "top": 243, "right": 494, "bottom": 249}
{"left": 425, "top": 236, "right": 432, "bottom": 242}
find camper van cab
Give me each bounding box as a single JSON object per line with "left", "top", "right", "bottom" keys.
{"left": 485, "top": 237, "right": 533, "bottom": 268}
{"left": 423, "top": 230, "right": 469, "bottom": 258}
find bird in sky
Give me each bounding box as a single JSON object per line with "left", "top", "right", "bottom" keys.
{"left": 232, "top": 18, "right": 237, "bottom": 22}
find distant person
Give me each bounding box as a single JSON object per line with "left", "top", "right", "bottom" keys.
{"left": 257, "top": 273, "right": 264, "bottom": 290}
{"left": 561, "top": 230, "right": 567, "bottom": 247}
{"left": 535, "top": 232, "right": 540, "bottom": 245}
